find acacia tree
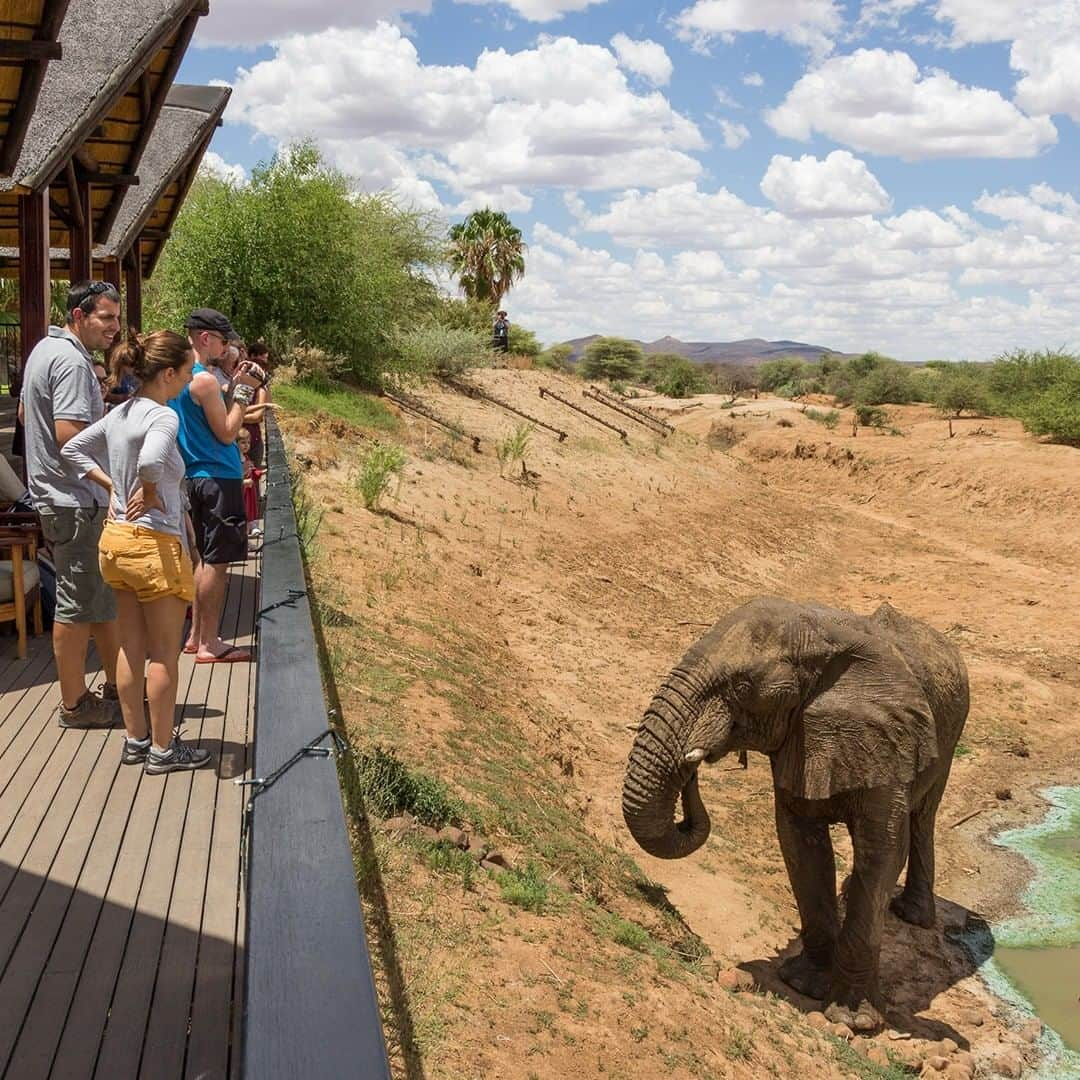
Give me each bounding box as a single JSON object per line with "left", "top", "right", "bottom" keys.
{"left": 447, "top": 208, "right": 526, "bottom": 306}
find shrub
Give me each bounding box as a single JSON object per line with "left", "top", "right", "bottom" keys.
{"left": 354, "top": 442, "right": 406, "bottom": 510}
{"left": 853, "top": 361, "right": 918, "bottom": 405}
{"left": 1013, "top": 366, "right": 1080, "bottom": 444}
{"left": 536, "top": 343, "right": 572, "bottom": 372}
{"left": 655, "top": 357, "right": 707, "bottom": 398}
{"left": 279, "top": 341, "right": 351, "bottom": 389}
{"left": 933, "top": 366, "right": 991, "bottom": 417}
{"left": 507, "top": 324, "right": 541, "bottom": 357}
{"left": 854, "top": 404, "right": 889, "bottom": 428}
{"left": 496, "top": 423, "right": 533, "bottom": 475}
{"left": 580, "top": 337, "right": 643, "bottom": 381}
{"left": 352, "top": 746, "right": 461, "bottom": 827}
{"left": 391, "top": 323, "right": 491, "bottom": 379}
{"left": 756, "top": 357, "right": 806, "bottom": 392}
{"left": 805, "top": 407, "right": 840, "bottom": 429}
{"left": 498, "top": 862, "right": 550, "bottom": 913}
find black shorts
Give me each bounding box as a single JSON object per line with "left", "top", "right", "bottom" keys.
{"left": 188, "top": 477, "right": 247, "bottom": 565}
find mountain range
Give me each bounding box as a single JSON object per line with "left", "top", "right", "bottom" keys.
{"left": 560, "top": 335, "right": 845, "bottom": 366}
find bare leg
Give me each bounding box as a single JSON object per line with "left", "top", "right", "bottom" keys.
{"left": 826, "top": 794, "right": 909, "bottom": 1032}
{"left": 53, "top": 620, "right": 92, "bottom": 710}
{"left": 775, "top": 798, "right": 838, "bottom": 1000}
{"left": 191, "top": 561, "right": 238, "bottom": 658}
{"left": 142, "top": 595, "right": 188, "bottom": 750}
{"left": 90, "top": 618, "right": 120, "bottom": 685}
{"left": 892, "top": 773, "right": 948, "bottom": 928}
{"left": 113, "top": 591, "right": 149, "bottom": 741}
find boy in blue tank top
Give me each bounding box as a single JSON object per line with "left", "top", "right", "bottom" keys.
{"left": 171, "top": 309, "right": 264, "bottom": 663}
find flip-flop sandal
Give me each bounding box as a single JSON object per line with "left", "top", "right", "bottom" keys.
{"left": 182, "top": 644, "right": 198, "bottom": 655}
{"left": 195, "top": 647, "right": 253, "bottom": 664}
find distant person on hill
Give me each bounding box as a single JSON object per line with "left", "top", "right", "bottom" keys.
{"left": 492, "top": 310, "right": 510, "bottom": 354}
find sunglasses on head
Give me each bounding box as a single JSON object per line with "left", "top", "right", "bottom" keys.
{"left": 77, "top": 280, "right": 117, "bottom": 313}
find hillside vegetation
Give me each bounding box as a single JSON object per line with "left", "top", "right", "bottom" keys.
{"left": 280, "top": 366, "right": 1079, "bottom": 1080}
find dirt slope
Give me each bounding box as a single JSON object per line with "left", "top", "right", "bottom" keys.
{"left": 284, "top": 372, "right": 1079, "bottom": 1080}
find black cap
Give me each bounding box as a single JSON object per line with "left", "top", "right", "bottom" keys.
{"left": 185, "top": 308, "right": 239, "bottom": 341}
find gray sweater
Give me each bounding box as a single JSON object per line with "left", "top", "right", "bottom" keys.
{"left": 61, "top": 397, "right": 187, "bottom": 544}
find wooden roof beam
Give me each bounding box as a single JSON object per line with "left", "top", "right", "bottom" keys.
{"left": 0, "top": 41, "right": 63, "bottom": 61}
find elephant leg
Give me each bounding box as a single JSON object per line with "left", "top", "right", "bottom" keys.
{"left": 774, "top": 799, "right": 838, "bottom": 1000}
{"left": 891, "top": 772, "right": 947, "bottom": 929}
{"left": 826, "top": 794, "right": 909, "bottom": 1033}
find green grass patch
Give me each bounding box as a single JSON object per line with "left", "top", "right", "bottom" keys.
{"left": 351, "top": 745, "right": 463, "bottom": 827}
{"left": 805, "top": 407, "right": 841, "bottom": 429}
{"left": 953, "top": 741, "right": 972, "bottom": 759}
{"left": 829, "top": 1036, "right": 914, "bottom": 1079}
{"left": 275, "top": 379, "right": 399, "bottom": 431}
{"left": 419, "top": 840, "right": 476, "bottom": 891}
{"left": 498, "top": 861, "right": 551, "bottom": 913}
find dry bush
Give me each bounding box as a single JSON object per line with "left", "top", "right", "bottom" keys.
{"left": 707, "top": 420, "right": 744, "bottom": 450}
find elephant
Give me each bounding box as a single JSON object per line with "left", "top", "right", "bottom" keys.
{"left": 622, "top": 597, "right": 969, "bottom": 1032}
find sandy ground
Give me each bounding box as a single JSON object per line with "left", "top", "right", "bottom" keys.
{"left": 285, "top": 372, "right": 1079, "bottom": 1080}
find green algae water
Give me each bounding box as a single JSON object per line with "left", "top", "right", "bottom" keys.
{"left": 975, "top": 787, "right": 1080, "bottom": 1078}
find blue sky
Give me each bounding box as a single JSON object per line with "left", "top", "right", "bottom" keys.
{"left": 177, "top": 1, "right": 1080, "bottom": 360}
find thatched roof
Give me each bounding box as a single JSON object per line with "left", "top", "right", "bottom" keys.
{"left": 2, "top": 0, "right": 205, "bottom": 192}
{"left": 0, "top": 84, "right": 231, "bottom": 279}
{"left": 111, "top": 84, "right": 231, "bottom": 273}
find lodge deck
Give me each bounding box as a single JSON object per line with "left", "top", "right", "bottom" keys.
{"left": 0, "top": 554, "right": 257, "bottom": 1080}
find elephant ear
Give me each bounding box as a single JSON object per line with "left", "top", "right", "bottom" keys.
{"left": 771, "top": 613, "right": 938, "bottom": 801}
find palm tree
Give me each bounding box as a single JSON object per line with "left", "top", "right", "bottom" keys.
{"left": 447, "top": 208, "right": 526, "bottom": 306}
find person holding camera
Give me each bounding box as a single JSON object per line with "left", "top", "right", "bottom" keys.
{"left": 171, "top": 309, "right": 265, "bottom": 664}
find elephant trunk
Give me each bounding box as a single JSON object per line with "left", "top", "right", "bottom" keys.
{"left": 622, "top": 676, "right": 716, "bottom": 860}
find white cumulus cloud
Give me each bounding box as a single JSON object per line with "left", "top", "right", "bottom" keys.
{"left": 610, "top": 33, "right": 673, "bottom": 86}
{"left": 765, "top": 48, "right": 1057, "bottom": 159}
{"left": 674, "top": 0, "right": 843, "bottom": 56}
{"left": 742, "top": 71, "right": 764, "bottom": 87}
{"left": 760, "top": 151, "right": 892, "bottom": 217}
{"left": 718, "top": 120, "right": 750, "bottom": 149}
{"left": 199, "top": 150, "right": 248, "bottom": 185}
{"left": 228, "top": 25, "right": 704, "bottom": 208}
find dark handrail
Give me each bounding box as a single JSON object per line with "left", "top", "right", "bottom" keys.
{"left": 243, "top": 415, "right": 390, "bottom": 1078}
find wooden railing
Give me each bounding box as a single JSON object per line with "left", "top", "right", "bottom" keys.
{"left": 243, "top": 416, "right": 390, "bottom": 1077}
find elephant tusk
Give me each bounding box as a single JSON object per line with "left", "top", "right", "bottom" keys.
{"left": 684, "top": 747, "right": 707, "bottom": 764}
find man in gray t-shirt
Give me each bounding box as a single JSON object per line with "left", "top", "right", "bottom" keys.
{"left": 20, "top": 281, "right": 122, "bottom": 729}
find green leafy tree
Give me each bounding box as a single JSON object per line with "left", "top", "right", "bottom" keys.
{"left": 148, "top": 142, "right": 443, "bottom": 386}
{"left": 756, "top": 357, "right": 806, "bottom": 392}
{"left": 580, "top": 337, "right": 643, "bottom": 382}
{"left": 536, "top": 343, "right": 573, "bottom": 372}
{"left": 933, "top": 364, "right": 991, "bottom": 417}
{"left": 507, "top": 323, "right": 541, "bottom": 357}
{"left": 1013, "top": 366, "right": 1080, "bottom": 444}
{"left": 654, "top": 356, "right": 707, "bottom": 398}
{"left": 853, "top": 361, "right": 918, "bottom": 405}
{"left": 446, "top": 208, "right": 526, "bottom": 306}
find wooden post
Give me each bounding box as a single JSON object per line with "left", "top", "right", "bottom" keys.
{"left": 124, "top": 238, "right": 143, "bottom": 332}
{"left": 67, "top": 172, "right": 93, "bottom": 283}
{"left": 102, "top": 255, "right": 122, "bottom": 323}
{"left": 17, "top": 187, "right": 50, "bottom": 370}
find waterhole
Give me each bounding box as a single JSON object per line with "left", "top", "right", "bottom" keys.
{"left": 976, "top": 787, "right": 1080, "bottom": 1077}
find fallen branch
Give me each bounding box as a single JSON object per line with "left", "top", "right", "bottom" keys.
{"left": 949, "top": 807, "right": 986, "bottom": 829}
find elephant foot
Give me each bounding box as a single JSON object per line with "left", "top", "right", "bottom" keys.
{"left": 890, "top": 889, "right": 936, "bottom": 929}
{"left": 824, "top": 998, "right": 884, "bottom": 1034}
{"left": 778, "top": 950, "right": 832, "bottom": 1000}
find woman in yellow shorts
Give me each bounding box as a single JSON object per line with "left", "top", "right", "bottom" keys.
{"left": 62, "top": 330, "right": 210, "bottom": 773}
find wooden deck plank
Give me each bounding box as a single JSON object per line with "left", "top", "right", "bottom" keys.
{"left": 1, "top": 557, "right": 257, "bottom": 1080}
{"left": 139, "top": 568, "right": 249, "bottom": 1079}
{"left": 0, "top": 731, "right": 114, "bottom": 1064}
{"left": 2, "top": 760, "right": 143, "bottom": 1077}
{"left": 50, "top": 656, "right": 200, "bottom": 1080}
{"left": 187, "top": 563, "right": 257, "bottom": 1080}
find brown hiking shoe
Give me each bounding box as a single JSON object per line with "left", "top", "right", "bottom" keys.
{"left": 58, "top": 691, "right": 122, "bottom": 730}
